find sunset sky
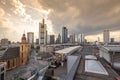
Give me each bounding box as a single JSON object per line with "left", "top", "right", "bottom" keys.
{"left": 0, "top": 0, "right": 120, "bottom": 42}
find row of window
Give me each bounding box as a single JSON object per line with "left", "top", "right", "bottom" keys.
{"left": 7, "top": 58, "right": 19, "bottom": 69}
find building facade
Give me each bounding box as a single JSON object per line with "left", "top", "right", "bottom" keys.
{"left": 47, "top": 35, "right": 50, "bottom": 44}
{"left": 69, "top": 34, "right": 75, "bottom": 43}
{"left": 62, "top": 27, "right": 68, "bottom": 43}
{"left": 20, "top": 33, "right": 30, "bottom": 65}
{"left": 0, "top": 62, "right": 6, "bottom": 80}
{"left": 1, "top": 38, "right": 8, "bottom": 46}
{"left": 39, "top": 19, "right": 47, "bottom": 45}
{"left": 0, "top": 33, "right": 30, "bottom": 70}
{"left": 69, "top": 35, "right": 74, "bottom": 43}
{"left": 56, "top": 34, "right": 61, "bottom": 44}
{"left": 78, "top": 34, "right": 85, "bottom": 43}
{"left": 27, "top": 32, "right": 34, "bottom": 44}
{"left": 110, "top": 38, "right": 114, "bottom": 43}
{"left": 36, "top": 39, "right": 39, "bottom": 44}
{"left": 50, "top": 35, "right": 55, "bottom": 44}
{"left": 103, "top": 30, "right": 110, "bottom": 44}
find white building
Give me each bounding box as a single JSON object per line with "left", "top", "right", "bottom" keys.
{"left": 99, "top": 45, "right": 120, "bottom": 70}
{"left": 78, "top": 34, "right": 84, "bottom": 43}
{"left": 69, "top": 35, "right": 74, "bottom": 43}
{"left": 39, "top": 19, "right": 47, "bottom": 45}
{"left": 47, "top": 35, "right": 50, "bottom": 44}
{"left": 27, "top": 32, "right": 34, "bottom": 44}
{"left": 40, "top": 45, "right": 54, "bottom": 53}
{"left": 103, "top": 30, "right": 110, "bottom": 44}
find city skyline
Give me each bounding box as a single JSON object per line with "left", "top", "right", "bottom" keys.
{"left": 0, "top": 0, "right": 120, "bottom": 42}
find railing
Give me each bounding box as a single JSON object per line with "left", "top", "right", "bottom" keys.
{"left": 27, "top": 64, "right": 49, "bottom": 80}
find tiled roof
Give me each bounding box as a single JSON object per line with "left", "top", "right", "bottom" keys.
{"left": 0, "top": 47, "right": 19, "bottom": 60}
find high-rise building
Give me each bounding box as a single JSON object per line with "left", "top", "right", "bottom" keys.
{"left": 69, "top": 34, "right": 76, "bottom": 43}
{"left": 56, "top": 34, "right": 61, "bottom": 44}
{"left": 47, "top": 35, "right": 50, "bottom": 44}
{"left": 69, "top": 35, "right": 74, "bottom": 43}
{"left": 36, "top": 39, "right": 39, "bottom": 44}
{"left": 73, "top": 34, "right": 75, "bottom": 43}
{"left": 78, "top": 34, "right": 85, "bottom": 43}
{"left": 50, "top": 35, "right": 55, "bottom": 44}
{"left": 110, "top": 38, "right": 114, "bottom": 43}
{"left": 27, "top": 32, "right": 34, "bottom": 44}
{"left": 76, "top": 34, "right": 78, "bottom": 43}
{"left": 62, "top": 27, "right": 68, "bottom": 43}
{"left": 103, "top": 30, "right": 110, "bottom": 43}
{"left": 39, "top": 19, "right": 47, "bottom": 45}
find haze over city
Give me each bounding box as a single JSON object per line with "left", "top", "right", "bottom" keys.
{"left": 1, "top": 0, "right": 120, "bottom": 80}
{"left": 0, "top": 0, "right": 120, "bottom": 42}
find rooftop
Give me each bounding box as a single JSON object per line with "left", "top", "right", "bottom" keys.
{"left": 85, "top": 60, "right": 108, "bottom": 75}
{"left": 103, "top": 45, "right": 120, "bottom": 52}
{"left": 74, "top": 56, "right": 119, "bottom": 80}
{"left": 47, "top": 43, "right": 78, "bottom": 47}
{"left": 55, "top": 46, "right": 80, "bottom": 55}
{"left": 0, "top": 47, "right": 20, "bottom": 60}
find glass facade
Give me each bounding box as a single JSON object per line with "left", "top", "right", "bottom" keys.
{"left": 62, "top": 27, "right": 68, "bottom": 43}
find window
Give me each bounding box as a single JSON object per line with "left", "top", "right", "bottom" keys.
{"left": 1, "top": 67, "right": 4, "bottom": 72}
{"left": 1, "top": 73, "right": 4, "bottom": 80}
{"left": 22, "top": 45, "right": 23, "bottom": 51}
{"left": 8, "top": 61, "right": 10, "bottom": 68}
{"left": 22, "top": 59, "right": 23, "bottom": 63}
{"left": 13, "top": 60, "right": 14, "bottom": 67}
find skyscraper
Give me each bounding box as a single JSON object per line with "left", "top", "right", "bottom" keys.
{"left": 62, "top": 27, "right": 68, "bottom": 43}
{"left": 56, "top": 33, "right": 61, "bottom": 44}
{"left": 69, "top": 34, "right": 76, "bottom": 43}
{"left": 39, "top": 19, "right": 47, "bottom": 45}
{"left": 50, "top": 35, "right": 55, "bottom": 44}
{"left": 36, "top": 39, "right": 39, "bottom": 44}
{"left": 103, "top": 30, "right": 110, "bottom": 43}
{"left": 47, "top": 35, "right": 50, "bottom": 44}
{"left": 73, "top": 34, "right": 75, "bottom": 43}
{"left": 78, "top": 34, "right": 84, "bottom": 43}
{"left": 27, "top": 32, "right": 34, "bottom": 44}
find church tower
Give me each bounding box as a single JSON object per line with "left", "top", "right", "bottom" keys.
{"left": 20, "top": 33, "right": 29, "bottom": 65}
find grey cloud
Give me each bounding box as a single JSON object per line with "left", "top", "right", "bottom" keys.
{"left": 38, "top": 0, "right": 120, "bottom": 35}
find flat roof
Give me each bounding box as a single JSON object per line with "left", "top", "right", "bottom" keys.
{"left": 74, "top": 57, "right": 119, "bottom": 80}
{"left": 85, "top": 55, "right": 97, "bottom": 60}
{"left": 85, "top": 60, "right": 108, "bottom": 75}
{"left": 103, "top": 45, "right": 120, "bottom": 52}
{"left": 55, "top": 46, "right": 80, "bottom": 55}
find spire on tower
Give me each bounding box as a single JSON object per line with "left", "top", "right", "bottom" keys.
{"left": 21, "top": 32, "right": 27, "bottom": 44}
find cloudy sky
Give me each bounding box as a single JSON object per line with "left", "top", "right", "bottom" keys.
{"left": 0, "top": 0, "right": 120, "bottom": 42}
